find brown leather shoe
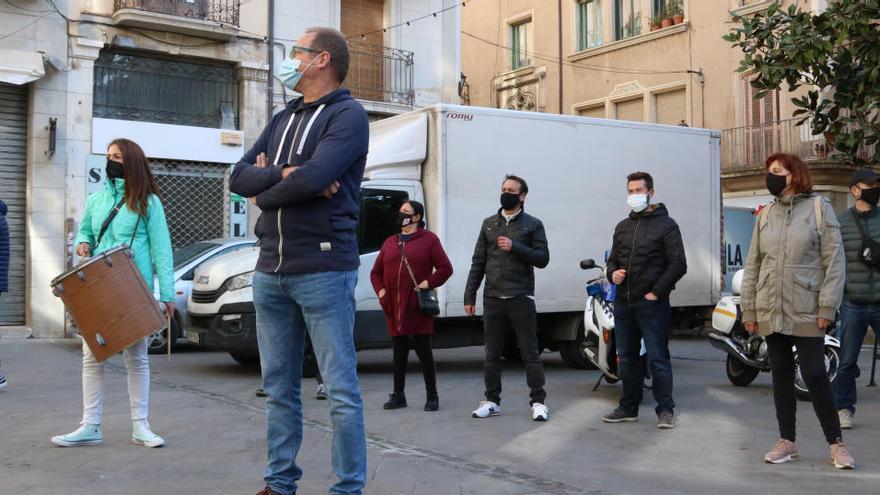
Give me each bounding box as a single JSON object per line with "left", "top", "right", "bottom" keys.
{"left": 256, "top": 488, "right": 281, "bottom": 495}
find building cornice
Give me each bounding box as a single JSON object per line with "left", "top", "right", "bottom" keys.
{"left": 567, "top": 22, "right": 688, "bottom": 62}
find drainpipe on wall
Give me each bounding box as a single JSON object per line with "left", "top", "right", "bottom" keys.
{"left": 266, "top": 0, "right": 275, "bottom": 122}
{"left": 557, "top": 0, "right": 563, "bottom": 114}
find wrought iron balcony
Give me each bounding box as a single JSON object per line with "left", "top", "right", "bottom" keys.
{"left": 346, "top": 41, "right": 415, "bottom": 107}
{"left": 721, "top": 118, "right": 877, "bottom": 173}
{"left": 113, "top": 0, "right": 240, "bottom": 40}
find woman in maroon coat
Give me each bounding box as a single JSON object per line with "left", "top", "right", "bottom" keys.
{"left": 370, "top": 200, "right": 453, "bottom": 411}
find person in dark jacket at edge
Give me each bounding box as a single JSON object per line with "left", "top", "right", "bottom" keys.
{"left": 228, "top": 27, "right": 369, "bottom": 495}
{"left": 464, "top": 175, "right": 551, "bottom": 422}
{"left": 601, "top": 171, "right": 687, "bottom": 429}
{"left": 834, "top": 168, "right": 880, "bottom": 431}
{"left": 0, "top": 199, "right": 8, "bottom": 390}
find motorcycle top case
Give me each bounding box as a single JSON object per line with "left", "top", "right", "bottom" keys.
{"left": 712, "top": 296, "right": 738, "bottom": 335}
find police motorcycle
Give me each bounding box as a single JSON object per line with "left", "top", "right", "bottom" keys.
{"left": 709, "top": 269, "right": 840, "bottom": 400}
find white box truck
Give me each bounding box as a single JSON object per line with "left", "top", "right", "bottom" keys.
{"left": 187, "top": 104, "right": 722, "bottom": 368}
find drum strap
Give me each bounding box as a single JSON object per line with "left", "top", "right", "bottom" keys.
{"left": 96, "top": 198, "right": 126, "bottom": 247}
{"left": 127, "top": 215, "right": 141, "bottom": 248}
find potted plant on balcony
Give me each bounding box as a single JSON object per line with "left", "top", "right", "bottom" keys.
{"left": 651, "top": 13, "right": 664, "bottom": 31}
{"left": 668, "top": 0, "right": 684, "bottom": 25}
{"left": 661, "top": 8, "right": 674, "bottom": 28}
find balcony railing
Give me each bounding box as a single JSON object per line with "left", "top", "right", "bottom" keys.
{"left": 114, "top": 0, "right": 240, "bottom": 27}
{"left": 721, "top": 118, "right": 877, "bottom": 173}
{"left": 346, "top": 42, "right": 414, "bottom": 107}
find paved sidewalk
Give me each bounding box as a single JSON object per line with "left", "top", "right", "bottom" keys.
{"left": 0, "top": 337, "right": 878, "bottom": 494}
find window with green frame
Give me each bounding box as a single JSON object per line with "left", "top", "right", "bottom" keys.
{"left": 576, "top": 0, "right": 603, "bottom": 51}
{"left": 511, "top": 20, "right": 531, "bottom": 69}
{"left": 653, "top": 0, "right": 667, "bottom": 17}
{"left": 614, "top": 0, "right": 641, "bottom": 40}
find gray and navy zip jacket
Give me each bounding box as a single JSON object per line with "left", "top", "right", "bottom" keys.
{"left": 229, "top": 88, "right": 369, "bottom": 274}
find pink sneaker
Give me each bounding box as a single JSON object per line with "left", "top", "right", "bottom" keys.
{"left": 764, "top": 439, "right": 798, "bottom": 464}
{"left": 830, "top": 442, "right": 855, "bottom": 469}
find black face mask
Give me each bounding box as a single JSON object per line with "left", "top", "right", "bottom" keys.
{"left": 860, "top": 187, "right": 880, "bottom": 206}
{"left": 398, "top": 213, "right": 414, "bottom": 228}
{"left": 500, "top": 192, "right": 520, "bottom": 211}
{"left": 106, "top": 159, "right": 125, "bottom": 180}
{"left": 766, "top": 172, "right": 788, "bottom": 197}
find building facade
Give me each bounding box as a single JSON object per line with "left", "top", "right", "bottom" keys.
{"left": 0, "top": 0, "right": 269, "bottom": 336}
{"left": 461, "top": 0, "right": 856, "bottom": 210}
{"left": 0, "top": 0, "right": 462, "bottom": 337}
{"left": 268, "top": 0, "right": 462, "bottom": 119}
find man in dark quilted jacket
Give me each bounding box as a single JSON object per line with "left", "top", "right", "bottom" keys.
{"left": 601, "top": 171, "right": 687, "bottom": 429}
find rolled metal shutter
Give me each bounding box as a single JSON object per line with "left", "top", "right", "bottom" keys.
{"left": 656, "top": 88, "right": 687, "bottom": 125}
{"left": 0, "top": 83, "right": 27, "bottom": 325}
{"left": 615, "top": 97, "right": 644, "bottom": 122}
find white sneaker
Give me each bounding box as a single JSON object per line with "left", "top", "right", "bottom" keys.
{"left": 51, "top": 423, "right": 103, "bottom": 447}
{"left": 471, "top": 401, "right": 501, "bottom": 418}
{"left": 838, "top": 409, "right": 854, "bottom": 430}
{"left": 315, "top": 383, "right": 328, "bottom": 400}
{"left": 531, "top": 403, "right": 549, "bottom": 422}
{"left": 132, "top": 419, "right": 165, "bottom": 448}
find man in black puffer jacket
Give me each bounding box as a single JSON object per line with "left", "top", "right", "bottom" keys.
{"left": 833, "top": 168, "right": 880, "bottom": 430}
{"left": 601, "top": 171, "right": 687, "bottom": 429}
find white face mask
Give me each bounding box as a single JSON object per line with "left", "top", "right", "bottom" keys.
{"left": 627, "top": 193, "right": 649, "bottom": 212}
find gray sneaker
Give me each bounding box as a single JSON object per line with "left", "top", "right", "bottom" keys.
{"left": 0, "top": 372, "right": 6, "bottom": 390}
{"left": 657, "top": 411, "right": 676, "bottom": 429}
{"left": 602, "top": 408, "right": 638, "bottom": 423}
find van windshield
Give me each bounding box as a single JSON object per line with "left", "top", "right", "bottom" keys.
{"left": 359, "top": 189, "right": 409, "bottom": 254}
{"left": 173, "top": 242, "right": 219, "bottom": 271}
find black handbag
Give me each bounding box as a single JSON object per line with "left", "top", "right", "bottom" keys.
{"left": 400, "top": 241, "right": 440, "bottom": 316}
{"left": 851, "top": 211, "right": 880, "bottom": 270}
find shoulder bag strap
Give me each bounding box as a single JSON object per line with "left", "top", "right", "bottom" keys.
{"left": 758, "top": 203, "right": 772, "bottom": 231}
{"left": 399, "top": 240, "right": 419, "bottom": 287}
{"left": 851, "top": 209, "right": 871, "bottom": 243}
{"left": 95, "top": 198, "right": 126, "bottom": 247}
{"left": 814, "top": 196, "right": 823, "bottom": 238}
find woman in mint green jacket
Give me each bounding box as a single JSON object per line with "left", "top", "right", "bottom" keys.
{"left": 51, "top": 138, "right": 174, "bottom": 449}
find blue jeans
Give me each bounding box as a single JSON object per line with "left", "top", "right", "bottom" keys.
{"left": 833, "top": 299, "right": 880, "bottom": 414}
{"left": 253, "top": 270, "right": 366, "bottom": 495}
{"left": 613, "top": 297, "right": 675, "bottom": 416}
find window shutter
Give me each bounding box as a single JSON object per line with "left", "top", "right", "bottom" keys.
{"left": 655, "top": 88, "right": 686, "bottom": 125}
{"left": 579, "top": 105, "right": 606, "bottom": 118}
{"left": 615, "top": 97, "right": 644, "bottom": 122}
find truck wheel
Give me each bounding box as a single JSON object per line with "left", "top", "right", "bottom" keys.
{"left": 725, "top": 354, "right": 760, "bottom": 387}
{"left": 502, "top": 338, "right": 522, "bottom": 361}
{"left": 230, "top": 352, "right": 260, "bottom": 366}
{"left": 147, "top": 317, "right": 179, "bottom": 354}
{"left": 559, "top": 320, "right": 599, "bottom": 370}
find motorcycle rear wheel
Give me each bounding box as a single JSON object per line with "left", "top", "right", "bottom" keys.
{"left": 794, "top": 345, "right": 839, "bottom": 401}
{"left": 726, "top": 354, "right": 761, "bottom": 387}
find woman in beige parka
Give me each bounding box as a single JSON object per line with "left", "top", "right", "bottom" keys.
{"left": 740, "top": 153, "right": 854, "bottom": 469}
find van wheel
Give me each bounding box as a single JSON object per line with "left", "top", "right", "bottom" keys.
{"left": 230, "top": 352, "right": 260, "bottom": 366}
{"left": 147, "top": 318, "right": 179, "bottom": 354}
{"left": 559, "top": 329, "right": 599, "bottom": 370}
